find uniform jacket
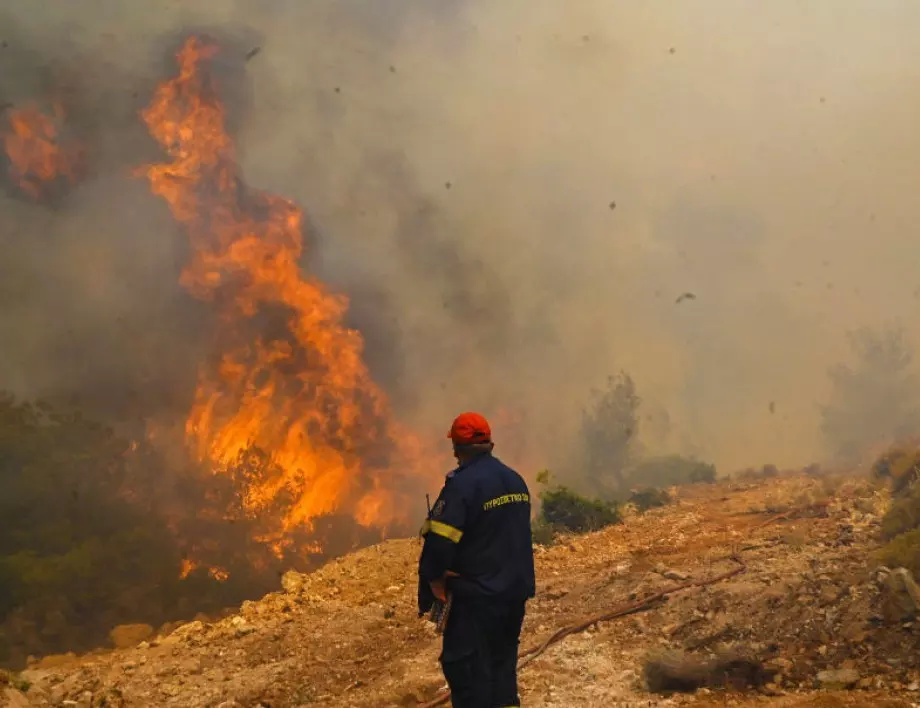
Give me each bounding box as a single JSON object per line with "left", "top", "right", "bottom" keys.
{"left": 418, "top": 452, "right": 536, "bottom": 616}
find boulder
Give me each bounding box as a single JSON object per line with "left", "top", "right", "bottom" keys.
{"left": 281, "top": 570, "right": 307, "bottom": 594}
{"left": 644, "top": 648, "right": 774, "bottom": 694}
{"left": 878, "top": 567, "right": 920, "bottom": 623}
{"left": 816, "top": 668, "right": 860, "bottom": 689}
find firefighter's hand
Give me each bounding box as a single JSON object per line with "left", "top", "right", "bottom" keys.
{"left": 429, "top": 578, "right": 447, "bottom": 602}
{"left": 418, "top": 578, "right": 435, "bottom": 616}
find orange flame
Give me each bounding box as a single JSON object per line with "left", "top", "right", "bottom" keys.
{"left": 180, "top": 559, "right": 230, "bottom": 582}
{"left": 2, "top": 101, "right": 81, "bottom": 199}
{"left": 208, "top": 567, "right": 230, "bottom": 582}
{"left": 140, "top": 37, "right": 422, "bottom": 552}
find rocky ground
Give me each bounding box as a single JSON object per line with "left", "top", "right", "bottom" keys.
{"left": 4, "top": 472, "right": 920, "bottom": 707}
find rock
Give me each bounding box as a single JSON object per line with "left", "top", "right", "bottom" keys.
{"left": 157, "top": 621, "right": 182, "bottom": 637}
{"left": 663, "top": 570, "right": 689, "bottom": 582}
{"left": 644, "top": 649, "right": 775, "bottom": 693}
{"left": 171, "top": 620, "right": 205, "bottom": 638}
{"left": 816, "top": 668, "right": 860, "bottom": 689}
{"left": 281, "top": 570, "right": 307, "bottom": 594}
{"left": 818, "top": 585, "right": 842, "bottom": 606}
{"left": 879, "top": 567, "right": 920, "bottom": 623}
{"left": 160, "top": 684, "right": 181, "bottom": 697}
{"left": 109, "top": 623, "right": 154, "bottom": 649}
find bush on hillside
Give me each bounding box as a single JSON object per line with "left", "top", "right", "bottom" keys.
{"left": 0, "top": 393, "right": 282, "bottom": 668}
{"left": 874, "top": 449, "right": 920, "bottom": 496}
{"left": 540, "top": 486, "right": 621, "bottom": 533}
{"left": 734, "top": 464, "right": 781, "bottom": 482}
{"left": 629, "top": 487, "right": 672, "bottom": 512}
{"left": 623, "top": 455, "right": 716, "bottom": 492}
{"left": 882, "top": 485, "right": 920, "bottom": 541}
{"left": 874, "top": 447, "right": 920, "bottom": 576}
{"left": 530, "top": 519, "right": 559, "bottom": 547}
{"left": 877, "top": 528, "right": 920, "bottom": 577}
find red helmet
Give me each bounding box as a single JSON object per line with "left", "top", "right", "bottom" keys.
{"left": 447, "top": 412, "right": 492, "bottom": 445}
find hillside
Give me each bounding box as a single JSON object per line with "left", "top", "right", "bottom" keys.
{"left": 4, "top": 472, "right": 920, "bottom": 708}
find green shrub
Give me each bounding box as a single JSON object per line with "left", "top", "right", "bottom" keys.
{"left": 540, "top": 486, "right": 621, "bottom": 533}
{"left": 881, "top": 485, "right": 920, "bottom": 540}
{"left": 877, "top": 528, "right": 920, "bottom": 576}
{"left": 874, "top": 446, "right": 920, "bottom": 575}
{"left": 624, "top": 455, "right": 716, "bottom": 491}
{"left": 531, "top": 519, "right": 559, "bottom": 546}
{"left": 0, "top": 668, "right": 29, "bottom": 692}
{"left": 629, "top": 487, "right": 672, "bottom": 512}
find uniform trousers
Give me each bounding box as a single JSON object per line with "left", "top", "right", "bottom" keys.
{"left": 440, "top": 596, "right": 527, "bottom": 708}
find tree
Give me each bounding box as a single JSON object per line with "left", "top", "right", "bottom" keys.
{"left": 0, "top": 394, "right": 278, "bottom": 667}
{"left": 579, "top": 372, "right": 640, "bottom": 495}
{"left": 821, "top": 327, "right": 920, "bottom": 462}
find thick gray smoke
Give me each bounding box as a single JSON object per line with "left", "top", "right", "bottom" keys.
{"left": 2, "top": 0, "right": 920, "bottom": 475}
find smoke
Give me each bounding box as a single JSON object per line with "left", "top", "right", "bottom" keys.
{"left": 2, "top": 0, "right": 920, "bottom": 477}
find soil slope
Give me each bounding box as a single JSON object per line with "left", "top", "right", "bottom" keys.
{"left": 5, "top": 473, "right": 920, "bottom": 708}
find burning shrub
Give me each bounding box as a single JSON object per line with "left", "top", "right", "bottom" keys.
{"left": 1, "top": 99, "right": 84, "bottom": 201}
{"left": 0, "top": 393, "right": 278, "bottom": 668}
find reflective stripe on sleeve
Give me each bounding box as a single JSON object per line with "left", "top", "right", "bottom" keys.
{"left": 420, "top": 519, "right": 464, "bottom": 543}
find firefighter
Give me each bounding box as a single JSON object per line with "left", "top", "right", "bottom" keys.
{"left": 418, "top": 412, "right": 536, "bottom": 708}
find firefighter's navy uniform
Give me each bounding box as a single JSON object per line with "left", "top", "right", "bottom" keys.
{"left": 418, "top": 416, "right": 536, "bottom": 708}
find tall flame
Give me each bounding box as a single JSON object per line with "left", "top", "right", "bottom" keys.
{"left": 2, "top": 101, "right": 81, "bottom": 199}
{"left": 141, "top": 37, "right": 421, "bottom": 549}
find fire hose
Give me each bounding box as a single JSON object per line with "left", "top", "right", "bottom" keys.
{"left": 417, "top": 500, "right": 830, "bottom": 707}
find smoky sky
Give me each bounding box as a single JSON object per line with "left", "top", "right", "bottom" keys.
{"left": 2, "top": 0, "right": 920, "bottom": 474}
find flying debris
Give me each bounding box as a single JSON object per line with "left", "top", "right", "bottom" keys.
{"left": 2, "top": 100, "right": 83, "bottom": 200}
{"left": 675, "top": 292, "right": 696, "bottom": 304}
